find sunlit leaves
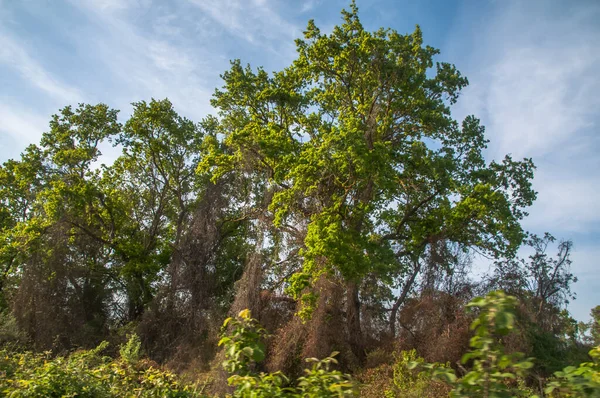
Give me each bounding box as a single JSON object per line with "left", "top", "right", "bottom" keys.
{"left": 200, "top": 3, "right": 536, "bottom": 320}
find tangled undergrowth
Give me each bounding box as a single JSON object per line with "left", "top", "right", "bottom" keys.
{"left": 1, "top": 291, "right": 598, "bottom": 397}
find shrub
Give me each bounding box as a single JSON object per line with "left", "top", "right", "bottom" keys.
{"left": 119, "top": 333, "right": 142, "bottom": 364}
{"left": 412, "top": 291, "right": 535, "bottom": 397}
{"left": 0, "top": 335, "right": 204, "bottom": 397}
{"left": 219, "top": 309, "right": 356, "bottom": 397}
{"left": 546, "top": 345, "right": 600, "bottom": 397}
{"left": 219, "top": 309, "right": 266, "bottom": 377}
{"left": 0, "top": 311, "right": 26, "bottom": 348}
{"left": 296, "top": 354, "right": 356, "bottom": 397}
{"left": 358, "top": 349, "right": 450, "bottom": 398}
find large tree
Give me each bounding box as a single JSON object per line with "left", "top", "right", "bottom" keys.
{"left": 200, "top": 3, "right": 536, "bottom": 363}
{"left": 0, "top": 104, "right": 121, "bottom": 348}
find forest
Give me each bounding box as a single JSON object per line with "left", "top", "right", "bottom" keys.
{"left": 0, "top": 3, "right": 598, "bottom": 397}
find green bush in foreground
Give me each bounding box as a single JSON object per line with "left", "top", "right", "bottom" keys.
{"left": 0, "top": 337, "right": 204, "bottom": 397}
{"left": 358, "top": 349, "right": 451, "bottom": 398}
{"left": 413, "top": 291, "right": 600, "bottom": 398}
{"left": 546, "top": 345, "right": 600, "bottom": 397}
{"left": 1, "top": 293, "right": 598, "bottom": 397}
{"left": 219, "top": 309, "right": 356, "bottom": 397}
{"left": 222, "top": 297, "right": 600, "bottom": 397}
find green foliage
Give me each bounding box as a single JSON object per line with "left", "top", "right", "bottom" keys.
{"left": 384, "top": 349, "right": 450, "bottom": 398}
{"left": 0, "top": 311, "right": 26, "bottom": 347}
{"left": 390, "top": 291, "right": 600, "bottom": 397}
{"left": 0, "top": 340, "right": 203, "bottom": 397}
{"left": 219, "top": 309, "right": 267, "bottom": 376}
{"left": 546, "top": 345, "right": 600, "bottom": 397}
{"left": 296, "top": 354, "right": 356, "bottom": 397}
{"left": 358, "top": 348, "right": 456, "bottom": 397}
{"left": 452, "top": 291, "right": 535, "bottom": 397}
{"left": 584, "top": 306, "right": 600, "bottom": 347}
{"left": 528, "top": 326, "right": 590, "bottom": 376}
{"left": 385, "top": 350, "right": 447, "bottom": 397}
{"left": 0, "top": 2, "right": 593, "bottom": 396}
{"left": 414, "top": 291, "right": 535, "bottom": 397}
{"left": 225, "top": 354, "right": 356, "bottom": 398}
{"left": 0, "top": 103, "right": 121, "bottom": 349}
{"left": 227, "top": 371, "right": 292, "bottom": 398}
{"left": 199, "top": 1, "right": 536, "bottom": 320}
{"left": 220, "top": 310, "right": 356, "bottom": 397}
{"left": 119, "top": 333, "right": 142, "bottom": 364}
{"left": 0, "top": 96, "right": 246, "bottom": 353}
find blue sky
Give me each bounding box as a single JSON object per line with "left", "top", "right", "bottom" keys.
{"left": 0, "top": 0, "right": 598, "bottom": 321}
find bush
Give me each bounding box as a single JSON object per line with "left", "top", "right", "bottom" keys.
{"left": 411, "top": 291, "right": 600, "bottom": 397}
{"left": 219, "top": 309, "right": 357, "bottom": 397}
{"left": 0, "top": 335, "right": 204, "bottom": 397}
{"left": 546, "top": 345, "right": 600, "bottom": 397}
{"left": 0, "top": 311, "right": 26, "bottom": 347}
{"left": 358, "top": 349, "right": 450, "bottom": 398}
{"left": 412, "top": 291, "right": 536, "bottom": 397}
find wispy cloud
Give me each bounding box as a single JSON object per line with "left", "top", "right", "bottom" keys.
{"left": 187, "top": 0, "right": 299, "bottom": 54}
{"left": 301, "top": 0, "right": 322, "bottom": 13}
{"left": 69, "top": 0, "right": 218, "bottom": 120}
{"left": 453, "top": 1, "right": 600, "bottom": 160}
{"left": 0, "top": 34, "right": 83, "bottom": 104}
{"left": 0, "top": 100, "right": 49, "bottom": 160}
{"left": 476, "top": 46, "right": 598, "bottom": 161}
{"left": 0, "top": 0, "right": 302, "bottom": 164}
{"left": 450, "top": 0, "right": 600, "bottom": 231}
{"left": 526, "top": 169, "right": 600, "bottom": 234}
{"left": 448, "top": 0, "right": 600, "bottom": 319}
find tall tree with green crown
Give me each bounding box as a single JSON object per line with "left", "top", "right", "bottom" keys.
{"left": 199, "top": 2, "right": 536, "bottom": 362}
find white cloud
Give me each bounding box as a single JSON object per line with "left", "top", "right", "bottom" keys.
{"left": 450, "top": 0, "right": 600, "bottom": 230}
{"left": 83, "top": 0, "right": 152, "bottom": 13}
{"left": 153, "top": 13, "right": 183, "bottom": 38}
{"left": 301, "top": 0, "right": 321, "bottom": 13}
{"left": 187, "top": 0, "right": 299, "bottom": 52}
{"left": 454, "top": 3, "right": 600, "bottom": 160}
{"left": 0, "top": 34, "right": 83, "bottom": 104}
{"left": 477, "top": 47, "right": 597, "bottom": 160}
{"left": 524, "top": 171, "right": 600, "bottom": 233}
{"left": 69, "top": 0, "right": 216, "bottom": 120}
{"left": 0, "top": 100, "right": 49, "bottom": 160}
{"left": 448, "top": 0, "right": 600, "bottom": 320}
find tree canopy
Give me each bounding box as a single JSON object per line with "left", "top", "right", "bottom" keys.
{"left": 199, "top": 3, "right": 536, "bottom": 357}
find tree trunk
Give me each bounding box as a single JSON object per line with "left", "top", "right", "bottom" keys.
{"left": 389, "top": 259, "right": 421, "bottom": 338}
{"left": 346, "top": 281, "right": 364, "bottom": 362}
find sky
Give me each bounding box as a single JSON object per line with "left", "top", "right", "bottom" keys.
{"left": 0, "top": 0, "right": 598, "bottom": 321}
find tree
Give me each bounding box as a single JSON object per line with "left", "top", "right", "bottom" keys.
{"left": 0, "top": 98, "right": 250, "bottom": 357}
{"left": 580, "top": 306, "right": 600, "bottom": 347}
{"left": 490, "top": 233, "right": 576, "bottom": 329}
{"left": 0, "top": 104, "right": 121, "bottom": 348}
{"left": 0, "top": 146, "right": 46, "bottom": 310}
{"left": 107, "top": 99, "right": 205, "bottom": 320}
{"left": 200, "top": 2, "right": 536, "bottom": 363}
{"left": 487, "top": 233, "right": 587, "bottom": 376}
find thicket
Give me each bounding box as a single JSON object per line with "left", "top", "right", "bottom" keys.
{"left": 1, "top": 292, "right": 598, "bottom": 397}
{"left": 0, "top": 1, "right": 597, "bottom": 396}
{"left": 0, "top": 336, "right": 204, "bottom": 397}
